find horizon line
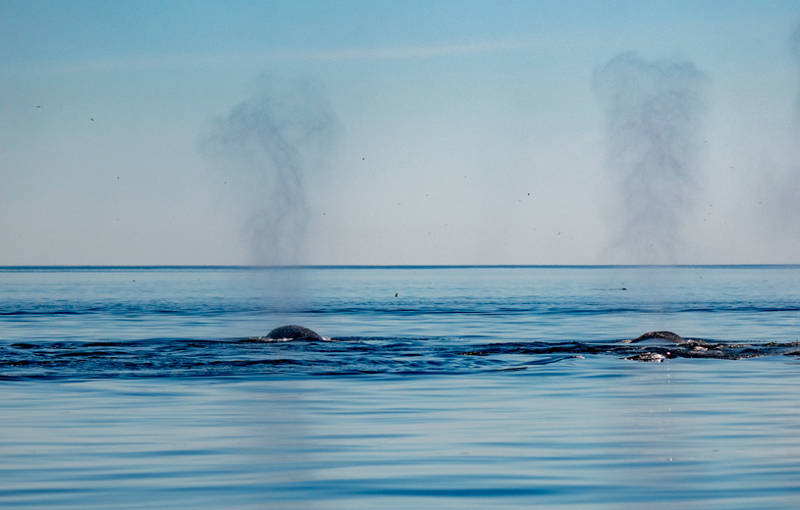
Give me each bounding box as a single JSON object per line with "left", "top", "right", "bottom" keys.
{"left": 1, "top": 264, "right": 799, "bottom": 270}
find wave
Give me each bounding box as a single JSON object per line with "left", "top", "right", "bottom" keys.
{"left": 3, "top": 302, "right": 800, "bottom": 318}
{"left": 301, "top": 304, "right": 800, "bottom": 315}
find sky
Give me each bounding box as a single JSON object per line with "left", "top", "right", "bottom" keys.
{"left": 2, "top": 0, "right": 800, "bottom": 265}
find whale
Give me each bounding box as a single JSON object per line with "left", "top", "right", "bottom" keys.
{"left": 266, "top": 325, "right": 324, "bottom": 341}
{"left": 625, "top": 331, "right": 718, "bottom": 348}
{"left": 627, "top": 331, "right": 687, "bottom": 344}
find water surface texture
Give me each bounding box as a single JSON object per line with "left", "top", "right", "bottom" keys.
{"left": 1, "top": 266, "right": 799, "bottom": 508}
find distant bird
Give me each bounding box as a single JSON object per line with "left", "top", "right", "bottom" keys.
{"left": 90, "top": 118, "right": 95, "bottom": 122}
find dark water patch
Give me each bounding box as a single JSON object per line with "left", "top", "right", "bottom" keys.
{"left": 2, "top": 333, "right": 800, "bottom": 380}
{"left": 8, "top": 300, "right": 797, "bottom": 319}
{"left": 354, "top": 486, "right": 560, "bottom": 497}
{"left": 55, "top": 350, "right": 129, "bottom": 357}
{"left": 0, "top": 301, "right": 276, "bottom": 318}
{"left": 0, "top": 309, "right": 83, "bottom": 316}
{"left": 298, "top": 303, "right": 800, "bottom": 316}
{"left": 209, "top": 359, "right": 302, "bottom": 367}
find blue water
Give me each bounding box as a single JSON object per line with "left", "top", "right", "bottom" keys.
{"left": 1, "top": 266, "right": 800, "bottom": 508}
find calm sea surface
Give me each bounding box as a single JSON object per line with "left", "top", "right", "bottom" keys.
{"left": 1, "top": 266, "right": 800, "bottom": 508}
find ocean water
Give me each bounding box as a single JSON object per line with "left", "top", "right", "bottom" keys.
{"left": 1, "top": 266, "right": 800, "bottom": 509}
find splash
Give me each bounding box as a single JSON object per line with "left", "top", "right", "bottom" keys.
{"left": 594, "top": 53, "right": 706, "bottom": 263}
{"left": 204, "top": 76, "right": 337, "bottom": 265}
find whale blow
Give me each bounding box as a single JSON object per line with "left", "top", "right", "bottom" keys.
{"left": 266, "top": 325, "right": 324, "bottom": 341}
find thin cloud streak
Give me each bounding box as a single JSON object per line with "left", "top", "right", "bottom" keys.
{"left": 303, "top": 40, "right": 535, "bottom": 61}
{"left": 13, "top": 40, "right": 537, "bottom": 76}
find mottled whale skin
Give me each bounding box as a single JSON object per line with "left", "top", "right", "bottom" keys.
{"left": 627, "top": 331, "right": 687, "bottom": 344}
{"left": 266, "top": 325, "right": 324, "bottom": 341}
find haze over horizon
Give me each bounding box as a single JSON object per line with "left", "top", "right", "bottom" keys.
{"left": 2, "top": 1, "right": 800, "bottom": 265}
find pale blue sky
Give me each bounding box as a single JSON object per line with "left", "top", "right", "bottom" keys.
{"left": 2, "top": 1, "right": 800, "bottom": 264}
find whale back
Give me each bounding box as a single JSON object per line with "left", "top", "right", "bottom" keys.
{"left": 266, "top": 325, "right": 323, "bottom": 341}
{"left": 628, "top": 331, "right": 686, "bottom": 344}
